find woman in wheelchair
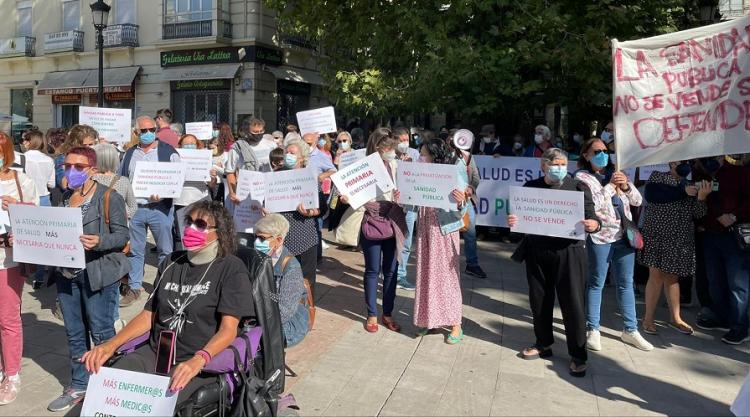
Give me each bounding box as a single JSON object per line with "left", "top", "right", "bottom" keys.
{"left": 253, "top": 214, "right": 309, "bottom": 347}
{"left": 83, "top": 200, "right": 255, "bottom": 403}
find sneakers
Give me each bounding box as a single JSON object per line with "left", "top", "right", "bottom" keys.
{"left": 48, "top": 388, "right": 85, "bottom": 412}
{"left": 721, "top": 330, "right": 750, "bottom": 345}
{"left": 119, "top": 288, "right": 141, "bottom": 308}
{"left": 586, "top": 329, "right": 602, "bottom": 351}
{"left": 465, "top": 265, "right": 487, "bottom": 279}
{"left": 0, "top": 375, "right": 20, "bottom": 405}
{"left": 696, "top": 317, "right": 730, "bottom": 332}
{"left": 396, "top": 279, "right": 416, "bottom": 291}
{"left": 622, "top": 330, "right": 654, "bottom": 351}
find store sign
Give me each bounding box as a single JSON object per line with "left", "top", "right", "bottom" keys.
{"left": 171, "top": 80, "right": 231, "bottom": 91}
{"left": 161, "top": 45, "right": 283, "bottom": 67}
{"left": 39, "top": 85, "right": 132, "bottom": 95}
{"left": 52, "top": 94, "right": 82, "bottom": 104}
{"left": 105, "top": 91, "right": 135, "bottom": 101}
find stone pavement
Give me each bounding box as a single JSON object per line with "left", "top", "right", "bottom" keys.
{"left": 2, "top": 234, "right": 748, "bottom": 416}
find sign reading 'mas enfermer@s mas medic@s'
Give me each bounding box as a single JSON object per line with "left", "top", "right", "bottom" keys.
{"left": 509, "top": 186, "right": 585, "bottom": 240}
{"left": 9, "top": 205, "right": 86, "bottom": 269}
{"left": 80, "top": 367, "right": 178, "bottom": 417}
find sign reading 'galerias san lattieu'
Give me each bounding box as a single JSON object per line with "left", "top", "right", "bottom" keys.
{"left": 160, "top": 45, "right": 283, "bottom": 68}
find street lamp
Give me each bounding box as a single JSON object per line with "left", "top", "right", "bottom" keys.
{"left": 90, "top": 0, "right": 111, "bottom": 107}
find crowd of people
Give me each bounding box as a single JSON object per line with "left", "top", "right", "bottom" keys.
{"left": 0, "top": 109, "right": 746, "bottom": 410}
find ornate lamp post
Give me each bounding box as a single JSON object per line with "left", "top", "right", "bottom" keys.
{"left": 90, "top": 0, "right": 111, "bottom": 107}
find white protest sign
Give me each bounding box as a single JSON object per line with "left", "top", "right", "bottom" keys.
{"left": 509, "top": 186, "right": 585, "bottom": 240}
{"left": 185, "top": 122, "right": 214, "bottom": 140}
{"left": 79, "top": 106, "right": 132, "bottom": 143}
{"left": 475, "top": 156, "right": 544, "bottom": 227}
{"left": 9, "top": 205, "right": 85, "bottom": 268}
{"left": 397, "top": 161, "right": 459, "bottom": 211}
{"left": 330, "top": 153, "right": 395, "bottom": 210}
{"left": 296, "top": 106, "right": 337, "bottom": 136}
{"left": 234, "top": 199, "right": 264, "bottom": 233}
{"left": 177, "top": 149, "right": 212, "bottom": 182}
{"left": 252, "top": 138, "right": 278, "bottom": 172}
{"left": 0, "top": 209, "right": 9, "bottom": 234}
{"left": 612, "top": 15, "right": 750, "bottom": 169}
{"left": 731, "top": 370, "right": 750, "bottom": 417}
{"left": 338, "top": 148, "right": 367, "bottom": 168}
{"left": 80, "top": 367, "right": 178, "bottom": 417}
{"left": 264, "top": 167, "right": 319, "bottom": 213}
{"left": 131, "top": 162, "right": 186, "bottom": 199}
{"left": 236, "top": 169, "right": 266, "bottom": 202}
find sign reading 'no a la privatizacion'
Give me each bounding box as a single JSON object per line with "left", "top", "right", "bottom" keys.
{"left": 509, "top": 186, "right": 585, "bottom": 240}
{"left": 397, "top": 161, "right": 460, "bottom": 211}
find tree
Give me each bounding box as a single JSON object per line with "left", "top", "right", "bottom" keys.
{"left": 266, "top": 0, "right": 690, "bottom": 129}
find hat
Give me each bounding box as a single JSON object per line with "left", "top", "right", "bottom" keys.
{"left": 453, "top": 129, "right": 474, "bottom": 151}
{"left": 479, "top": 124, "right": 495, "bottom": 136}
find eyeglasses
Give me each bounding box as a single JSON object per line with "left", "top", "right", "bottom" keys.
{"left": 186, "top": 217, "right": 216, "bottom": 231}
{"left": 139, "top": 128, "right": 157, "bottom": 134}
{"left": 63, "top": 163, "right": 90, "bottom": 170}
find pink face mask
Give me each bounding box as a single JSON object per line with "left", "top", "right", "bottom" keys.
{"left": 182, "top": 225, "right": 208, "bottom": 251}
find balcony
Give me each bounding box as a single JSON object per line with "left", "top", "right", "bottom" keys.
{"left": 0, "top": 36, "right": 35, "bottom": 58}
{"left": 280, "top": 34, "right": 319, "bottom": 51}
{"left": 44, "top": 30, "right": 84, "bottom": 53}
{"left": 163, "top": 20, "right": 232, "bottom": 40}
{"left": 98, "top": 24, "right": 139, "bottom": 48}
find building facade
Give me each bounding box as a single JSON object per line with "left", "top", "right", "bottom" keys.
{"left": 0, "top": 0, "right": 327, "bottom": 140}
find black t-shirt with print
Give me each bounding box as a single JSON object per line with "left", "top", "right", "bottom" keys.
{"left": 145, "top": 252, "right": 255, "bottom": 363}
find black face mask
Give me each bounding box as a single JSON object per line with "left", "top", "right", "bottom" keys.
{"left": 700, "top": 158, "right": 720, "bottom": 174}
{"left": 675, "top": 162, "right": 691, "bottom": 178}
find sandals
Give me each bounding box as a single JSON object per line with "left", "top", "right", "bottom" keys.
{"left": 669, "top": 321, "right": 694, "bottom": 335}
{"left": 569, "top": 360, "right": 587, "bottom": 378}
{"left": 521, "top": 345, "right": 553, "bottom": 360}
{"left": 381, "top": 316, "right": 402, "bottom": 333}
{"left": 446, "top": 329, "right": 464, "bottom": 345}
{"left": 642, "top": 322, "right": 659, "bottom": 335}
{"left": 365, "top": 318, "right": 378, "bottom": 333}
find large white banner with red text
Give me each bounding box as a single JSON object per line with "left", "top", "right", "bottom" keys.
{"left": 612, "top": 15, "right": 750, "bottom": 169}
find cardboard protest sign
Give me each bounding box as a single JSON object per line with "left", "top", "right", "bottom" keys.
{"left": 185, "top": 122, "right": 213, "bottom": 140}
{"left": 474, "top": 156, "right": 544, "bottom": 227}
{"left": 397, "top": 161, "right": 459, "bottom": 211}
{"left": 509, "top": 186, "right": 585, "bottom": 240}
{"left": 131, "top": 162, "right": 186, "bottom": 199}
{"left": 296, "top": 106, "right": 337, "bottom": 136}
{"left": 9, "top": 205, "right": 85, "bottom": 268}
{"left": 612, "top": 16, "right": 750, "bottom": 169}
{"left": 81, "top": 367, "right": 178, "bottom": 417}
{"left": 79, "top": 106, "right": 132, "bottom": 143}
{"left": 264, "top": 167, "right": 319, "bottom": 213}
{"left": 177, "top": 149, "right": 212, "bottom": 182}
{"left": 236, "top": 169, "right": 266, "bottom": 203}
{"left": 338, "top": 148, "right": 367, "bottom": 168}
{"left": 330, "top": 153, "right": 395, "bottom": 210}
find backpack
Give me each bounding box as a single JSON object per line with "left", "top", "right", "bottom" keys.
{"left": 233, "top": 140, "right": 260, "bottom": 172}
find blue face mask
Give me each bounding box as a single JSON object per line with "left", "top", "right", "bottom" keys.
{"left": 284, "top": 153, "right": 298, "bottom": 169}
{"left": 317, "top": 139, "right": 326, "bottom": 148}
{"left": 139, "top": 131, "right": 156, "bottom": 145}
{"left": 591, "top": 151, "right": 609, "bottom": 168}
{"left": 254, "top": 238, "right": 272, "bottom": 255}
{"left": 182, "top": 144, "right": 197, "bottom": 150}
{"left": 546, "top": 166, "right": 568, "bottom": 183}
{"left": 212, "top": 130, "right": 219, "bottom": 139}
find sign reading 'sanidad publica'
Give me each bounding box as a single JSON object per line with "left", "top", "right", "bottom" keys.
{"left": 612, "top": 15, "right": 750, "bottom": 169}
{"left": 397, "top": 161, "right": 460, "bottom": 211}
{"left": 80, "top": 367, "right": 178, "bottom": 417}
{"left": 509, "top": 186, "right": 586, "bottom": 240}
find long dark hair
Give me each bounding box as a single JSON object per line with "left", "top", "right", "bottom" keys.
{"left": 365, "top": 127, "right": 399, "bottom": 156}
{"left": 577, "top": 138, "right": 613, "bottom": 172}
{"left": 420, "top": 138, "right": 457, "bottom": 165}
{"left": 185, "top": 200, "right": 237, "bottom": 257}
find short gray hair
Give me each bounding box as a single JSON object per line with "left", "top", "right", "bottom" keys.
{"left": 535, "top": 124, "right": 552, "bottom": 140}
{"left": 254, "top": 213, "right": 290, "bottom": 238}
{"left": 93, "top": 143, "right": 121, "bottom": 173}
{"left": 285, "top": 139, "right": 310, "bottom": 166}
{"left": 541, "top": 147, "right": 568, "bottom": 165}
{"left": 170, "top": 123, "right": 184, "bottom": 135}
{"left": 135, "top": 115, "right": 156, "bottom": 128}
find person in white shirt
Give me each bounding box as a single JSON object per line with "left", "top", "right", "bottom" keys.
{"left": 20, "top": 131, "right": 55, "bottom": 207}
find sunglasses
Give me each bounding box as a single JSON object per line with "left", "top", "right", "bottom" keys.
{"left": 138, "top": 128, "right": 157, "bottom": 134}
{"left": 186, "top": 217, "right": 216, "bottom": 231}
{"left": 592, "top": 149, "right": 608, "bottom": 155}
{"left": 63, "top": 163, "right": 90, "bottom": 170}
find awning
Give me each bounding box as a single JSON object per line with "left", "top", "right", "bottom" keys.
{"left": 37, "top": 66, "right": 140, "bottom": 95}
{"left": 161, "top": 63, "right": 241, "bottom": 81}
{"left": 264, "top": 66, "right": 325, "bottom": 86}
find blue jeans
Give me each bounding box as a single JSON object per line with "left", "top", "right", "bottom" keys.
{"left": 463, "top": 203, "right": 479, "bottom": 267}
{"left": 361, "top": 235, "right": 398, "bottom": 317}
{"left": 283, "top": 303, "right": 309, "bottom": 348}
{"left": 128, "top": 204, "right": 174, "bottom": 290}
{"left": 397, "top": 209, "right": 418, "bottom": 282}
{"left": 56, "top": 271, "right": 118, "bottom": 390}
{"left": 586, "top": 237, "right": 637, "bottom": 332}
{"left": 703, "top": 231, "right": 750, "bottom": 334}
{"left": 32, "top": 195, "right": 52, "bottom": 284}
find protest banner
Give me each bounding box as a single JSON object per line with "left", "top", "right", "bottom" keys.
{"left": 236, "top": 169, "right": 266, "bottom": 202}
{"left": 296, "top": 106, "right": 337, "bottom": 136}
{"left": 474, "top": 156, "right": 544, "bottom": 227}
{"left": 264, "top": 167, "right": 319, "bottom": 213}
{"left": 330, "top": 153, "right": 395, "bottom": 210}
{"left": 9, "top": 205, "right": 85, "bottom": 268}
{"left": 177, "top": 149, "right": 212, "bottom": 182}
{"left": 509, "top": 186, "right": 586, "bottom": 240}
{"left": 338, "top": 148, "right": 367, "bottom": 168}
{"left": 79, "top": 106, "right": 132, "bottom": 143}
{"left": 397, "top": 161, "right": 459, "bottom": 211}
{"left": 612, "top": 15, "right": 750, "bottom": 169}
{"left": 131, "top": 161, "right": 186, "bottom": 199}
{"left": 80, "top": 367, "right": 178, "bottom": 417}
{"left": 185, "top": 122, "right": 214, "bottom": 140}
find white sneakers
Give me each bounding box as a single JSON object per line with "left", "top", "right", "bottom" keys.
{"left": 587, "top": 329, "right": 654, "bottom": 351}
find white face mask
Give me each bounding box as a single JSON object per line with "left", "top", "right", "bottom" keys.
{"left": 534, "top": 134, "right": 544, "bottom": 145}
{"left": 397, "top": 142, "right": 410, "bottom": 154}
{"left": 382, "top": 150, "right": 397, "bottom": 161}
{"left": 482, "top": 136, "right": 493, "bottom": 144}
{"left": 513, "top": 142, "right": 523, "bottom": 150}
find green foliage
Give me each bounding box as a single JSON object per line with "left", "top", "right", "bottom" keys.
{"left": 266, "top": 0, "right": 690, "bottom": 122}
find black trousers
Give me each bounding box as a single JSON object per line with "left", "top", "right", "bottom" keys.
{"left": 296, "top": 244, "right": 318, "bottom": 299}
{"left": 525, "top": 244, "right": 587, "bottom": 362}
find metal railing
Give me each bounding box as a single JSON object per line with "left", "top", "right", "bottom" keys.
{"left": 163, "top": 20, "right": 232, "bottom": 39}
{"left": 0, "top": 36, "right": 35, "bottom": 57}
{"left": 280, "top": 34, "right": 319, "bottom": 51}
{"left": 98, "top": 24, "right": 139, "bottom": 48}
{"left": 44, "top": 29, "right": 84, "bottom": 53}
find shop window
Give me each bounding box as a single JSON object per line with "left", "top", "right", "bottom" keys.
{"left": 17, "top": 1, "right": 32, "bottom": 37}
{"left": 172, "top": 89, "right": 231, "bottom": 127}
{"left": 10, "top": 88, "right": 34, "bottom": 143}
